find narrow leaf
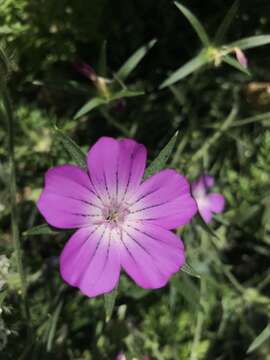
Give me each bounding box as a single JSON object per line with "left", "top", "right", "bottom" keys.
{"left": 159, "top": 51, "right": 209, "bottom": 89}
{"left": 110, "top": 89, "right": 144, "bottom": 101}
{"left": 231, "top": 112, "right": 270, "bottom": 127}
{"left": 23, "top": 224, "right": 61, "bottom": 237}
{"left": 104, "top": 286, "right": 118, "bottom": 322}
{"left": 116, "top": 39, "right": 157, "bottom": 80}
{"left": 46, "top": 300, "right": 64, "bottom": 352}
{"left": 174, "top": 2, "right": 210, "bottom": 46}
{"left": 74, "top": 97, "right": 106, "bottom": 119}
{"left": 214, "top": 1, "right": 239, "bottom": 44}
{"left": 180, "top": 262, "right": 201, "bottom": 278}
{"left": 223, "top": 55, "right": 250, "bottom": 75}
{"left": 144, "top": 131, "right": 179, "bottom": 179}
{"left": 54, "top": 127, "right": 87, "bottom": 169}
{"left": 227, "top": 35, "right": 270, "bottom": 50}
{"left": 247, "top": 323, "right": 270, "bottom": 353}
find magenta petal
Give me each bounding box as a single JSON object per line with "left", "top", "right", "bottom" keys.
{"left": 60, "top": 226, "right": 121, "bottom": 297}
{"left": 128, "top": 169, "right": 197, "bottom": 229}
{"left": 37, "top": 165, "right": 102, "bottom": 228}
{"left": 119, "top": 223, "right": 185, "bottom": 289}
{"left": 87, "top": 137, "right": 146, "bottom": 202}
{"left": 235, "top": 48, "right": 248, "bottom": 68}
{"left": 198, "top": 206, "right": 212, "bottom": 224}
{"left": 116, "top": 353, "right": 126, "bottom": 360}
{"left": 118, "top": 139, "right": 147, "bottom": 198}
{"left": 192, "top": 175, "right": 214, "bottom": 195}
{"left": 208, "top": 193, "right": 225, "bottom": 213}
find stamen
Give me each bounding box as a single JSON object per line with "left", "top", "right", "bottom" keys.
{"left": 102, "top": 199, "right": 130, "bottom": 227}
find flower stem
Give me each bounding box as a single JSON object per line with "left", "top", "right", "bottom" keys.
{"left": 2, "top": 84, "right": 31, "bottom": 323}
{"left": 190, "top": 279, "right": 205, "bottom": 360}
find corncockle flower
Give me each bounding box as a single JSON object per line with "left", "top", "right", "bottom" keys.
{"left": 234, "top": 47, "right": 248, "bottom": 68}
{"left": 0, "top": 255, "right": 10, "bottom": 291}
{"left": 116, "top": 353, "right": 126, "bottom": 360}
{"left": 192, "top": 175, "right": 225, "bottom": 224}
{"left": 37, "top": 137, "right": 197, "bottom": 297}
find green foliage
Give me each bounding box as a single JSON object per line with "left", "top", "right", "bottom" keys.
{"left": 1, "top": 1, "right": 270, "bottom": 359}
{"left": 144, "top": 131, "right": 179, "bottom": 179}
{"left": 159, "top": 51, "right": 209, "bottom": 89}
{"left": 116, "top": 39, "right": 157, "bottom": 81}
{"left": 247, "top": 323, "right": 270, "bottom": 354}
{"left": 174, "top": 2, "right": 210, "bottom": 46}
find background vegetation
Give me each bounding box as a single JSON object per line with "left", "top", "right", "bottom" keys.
{"left": 0, "top": 0, "right": 270, "bottom": 359}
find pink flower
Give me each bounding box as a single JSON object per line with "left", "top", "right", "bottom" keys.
{"left": 37, "top": 137, "right": 197, "bottom": 297}
{"left": 192, "top": 175, "right": 225, "bottom": 224}
{"left": 234, "top": 48, "right": 248, "bottom": 68}
{"left": 116, "top": 353, "right": 126, "bottom": 360}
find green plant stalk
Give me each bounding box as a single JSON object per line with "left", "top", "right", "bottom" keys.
{"left": 190, "top": 279, "right": 205, "bottom": 360}
{"left": 2, "top": 84, "right": 30, "bottom": 322}
{"left": 190, "top": 104, "right": 238, "bottom": 163}
{"left": 100, "top": 107, "right": 131, "bottom": 136}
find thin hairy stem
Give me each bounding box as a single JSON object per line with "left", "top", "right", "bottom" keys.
{"left": 2, "top": 84, "right": 31, "bottom": 324}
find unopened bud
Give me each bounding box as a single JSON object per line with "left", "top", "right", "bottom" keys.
{"left": 234, "top": 47, "right": 248, "bottom": 68}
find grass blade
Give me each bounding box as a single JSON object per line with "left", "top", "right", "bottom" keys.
{"left": 144, "top": 131, "right": 179, "bottom": 179}
{"left": 104, "top": 286, "right": 118, "bottom": 322}
{"left": 231, "top": 112, "right": 270, "bottom": 127}
{"left": 247, "top": 323, "right": 270, "bottom": 353}
{"left": 159, "top": 51, "right": 209, "bottom": 89}
{"left": 110, "top": 89, "right": 144, "bottom": 101}
{"left": 116, "top": 39, "right": 157, "bottom": 80}
{"left": 214, "top": 1, "right": 239, "bottom": 44}
{"left": 23, "top": 224, "right": 61, "bottom": 237}
{"left": 46, "top": 300, "right": 64, "bottom": 352}
{"left": 174, "top": 2, "right": 210, "bottom": 46}
{"left": 223, "top": 55, "right": 250, "bottom": 75}
{"left": 227, "top": 35, "right": 270, "bottom": 50}
{"left": 74, "top": 97, "right": 106, "bottom": 119}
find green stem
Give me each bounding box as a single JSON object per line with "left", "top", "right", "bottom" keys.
{"left": 190, "top": 279, "right": 205, "bottom": 360}
{"left": 2, "top": 84, "right": 31, "bottom": 323}
{"left": 190, "top": 104, "right": 238, "bottom": 163}
{"left": 100, "top": 108, "right": 131, "bottom": 137}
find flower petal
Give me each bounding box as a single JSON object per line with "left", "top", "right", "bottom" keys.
{"left": 87, "top": 137, "right": 147, "bottom": 203}
{"left": 192, "top": 175, "right": 214, "bottom": 196}
{"left": 118, "top": 139, "right": 147, "bottom": 200}
{"left": 198, "top": 205, "right": 212, "bottom": 224}
{"left": 37, "top": 165, "right": 102, "bottom": 228}
{"left": 119, "top": 222, "right": 185, "bottom": 289}
{"left": 128, "top": 169, "right": 197, "bottom": 229}
{"left": 208, "top": 193, "right": 225, "bottom": 213}
{"left": 60, "top": 226, "right": 121, "bottom": 297}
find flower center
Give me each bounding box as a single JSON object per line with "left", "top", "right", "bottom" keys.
{"left": 102, "top": 200, "right": 130, "bottom": 228}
